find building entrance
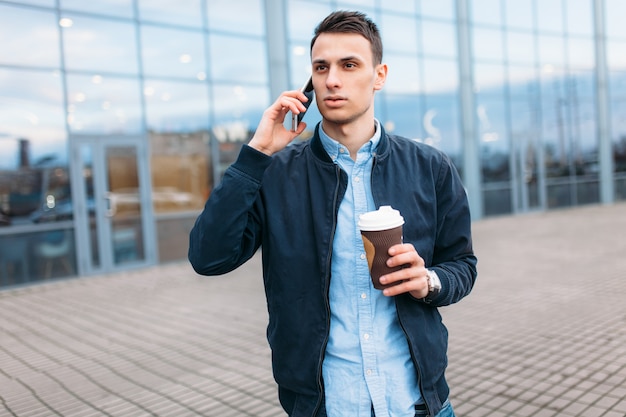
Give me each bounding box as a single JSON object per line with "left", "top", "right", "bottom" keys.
{"left": 70, "top": 135, "right": 156, "bottom": 275}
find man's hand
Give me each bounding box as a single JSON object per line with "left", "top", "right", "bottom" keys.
{"left": 248, "top": 89, "right": 310, "bottom": 156}
{"left": 379, "top": 243, "right": 430, "bottom": 299}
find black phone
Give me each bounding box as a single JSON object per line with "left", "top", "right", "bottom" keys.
{"left": 292, "top": 76, "right": 314, "bottom": 131}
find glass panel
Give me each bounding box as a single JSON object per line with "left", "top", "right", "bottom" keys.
{"left": 565, "top": 0, "right": 593, "bottom": 36}
{"left": 61, "top": 14, "right": 139, "bottom": 74}
{"left": 607, "top": 41, "right": 626, "bottom": 70}
{"left": 150, "top": 132, "right": 210, "bottom": 214}
{"left": 209, "top": 35, "right": 268, "bottom": 83}
{"left": 536, "top": 0, "right": 563, "bottom": 34}
{"left": 538, "top": 34, "right": 565, "bottom": 69}
{"left": 207, "top": 0, "right": 265, "bottom": 36}
{"left": 144, "top": 79, "right": 212, "bottom": 216}
{"left": 211, "top": 84, "right": 269, "bottom": 176}
{"left": 337, "top": 0, "right": 375, "bottom": 9}
{"left": 483, "top": 187, "right": 513, "bottom": 215}
{"left": 422, "top": 59, "right": 458, "bottom": 95}
{"left": 144, "top": 79, "right": 210, "bottom": 132}
{"left": 605, "top": 0, "right": 626, "bottom": 39}
{"left": 382, "top": 93, "right": 423, "bottom": 141}
{"left": 0, "top": 5, "right": 60, "bottom": 67}
{"left": 383, "top": 54, "right": 421, "bottom": 94}
{"left": 474, "top": 63, "right": 505, "bottom": 95}
{"left": 380, "top": 14, "right": 419, "bottom": 54}
{"left": 611, "top": 97, "right": 626, "bottom": 173}
{"left": 0, "top": 68, "right": 67, "bottom": 225}
{"left": 547, "top": 182, "right": 573, "bottom": 207}
{"left": 138, "top": 0, "right": 203, "bottom": 27}
{"left": 15, "top": 0, "right": 54, "bottom": 6}
{"left": 78, "top": 144, "right": 100, "bottom": 268}
{"left": 423, "top": 95, "right": 462, "bottom": 159}
{"left": 421, "top": 21, "right": 456, "bottom": 58}
{"left": 508, "top": 66, "right": 539, "bottom": 99}
{"left": 105, "top": 145, "right": 145, "bottom": 265}
{"left": 471, "top": 0, "right": 502, "bottom": 26}
{"left": 289, "top": 42, "right": 313, "bottom": 87}
{"left": 287, "top": 1, "right": 333, "bottom": 41}
{"left": 472, "top": 27, "right": 503, "bottom": 62}
{"left": 504, "top": 1, "right": 534, "bottom": 31}
{"left": 420, "top": 0, "right": 455, "bottom": 20}
{"left": 140, "top": 25, "right": 206, "bottom": 79}
{"left": 506, "top": 31, "right": 535, "bottom": 65}
{"left": 567, "top": 37, "right": 594, "bottom": 70}
{"left": 576, "top": 180, "right": 599, "bottom": 205}
{"left": 66, "top": 74, "right": 142, "bottom": 134}
{"left": 382, "top": 2, "right": 416, "bottom": 14}
{"left": 59, "top": 0, "right": 134, "bottom": 18}
{"left": 478, "top": 97, "right": 510, "bottom": 182}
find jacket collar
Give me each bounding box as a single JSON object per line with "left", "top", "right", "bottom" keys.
{"left": 309, "top": 121, "right": 390, "bottom": 163}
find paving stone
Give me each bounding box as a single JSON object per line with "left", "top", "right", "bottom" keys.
{"left": 0, "top": 202, "right": 625, "bottom": 416}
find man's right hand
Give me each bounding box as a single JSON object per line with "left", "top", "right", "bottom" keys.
{"left": 248, "top": 89, "right": 310, "bottom": 156}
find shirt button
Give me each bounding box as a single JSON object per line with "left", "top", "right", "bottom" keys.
{"left": 354, "top": 177, "right": 360, "bottom": 182}
{"left": 361, "top": 293, "right": 367, "bottom": 299}
{"left": 360, "top": 253, "right": 366, "bottom": 260}
{"left": 366, "top": 369, "right": 372, "bottom": 376}
{"left": 363, "top": 333, "right": 370, "bottom": 340}
{"left": 339, "top": 148, "right": 345, "bottom": 153}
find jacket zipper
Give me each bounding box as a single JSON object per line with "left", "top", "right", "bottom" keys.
{"left": 312, "top": 165, "right": 342, "bottom": 417}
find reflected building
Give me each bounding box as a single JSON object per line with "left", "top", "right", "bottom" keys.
{"left": 0, "top": 0, "right": 625, "bottom": 288}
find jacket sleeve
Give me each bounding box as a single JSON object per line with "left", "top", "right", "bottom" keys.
{"left": 429, "top": 154, "right": 478, "bottom": 306}
{"left": 188, "top": 145, "right": 271, "bottom": 276}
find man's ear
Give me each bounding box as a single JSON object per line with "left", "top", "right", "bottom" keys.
{"left": 374, "top": 63, "right": 388, "bottom": 91}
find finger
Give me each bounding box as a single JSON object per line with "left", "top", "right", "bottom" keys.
{"left": 382, "top": 273, "right": 429, "bottom": 297}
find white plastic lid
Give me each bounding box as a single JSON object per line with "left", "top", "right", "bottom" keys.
{"left": 357, "top": 206, "right": 404, "bottom": 231}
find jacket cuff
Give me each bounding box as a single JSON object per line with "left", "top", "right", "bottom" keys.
{"left": 230, "top": 144, "right": 273, "bottom": 182}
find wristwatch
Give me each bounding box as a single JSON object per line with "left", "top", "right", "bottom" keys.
{"left": 423, "top": 269, "right": 441, "bottom": 303}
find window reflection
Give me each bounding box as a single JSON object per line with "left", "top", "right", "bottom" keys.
{"left": 138, "top": 0, "right": 203, "bottom": 27}
{"left": 60, "top": 0, "right": 133, "bottom": 18}
{"left": 606, "top": 0, "right": 626, "bottom": 39}
{"left": 384, "top": 54, "right": 421, "bottom": 94}
{"left": 536, "top": 0, "right": 563, "bottom": 33}
{"left": 505, "top": 2, "right": 533, "bottom": 30}
{"left": 0, "top": 68, "right": 67, "bottom": 226}
{"left": 207, "top": 0, "right": 265, "bottom": 36}
{"left": 506, "top": 31, "right": 535, "bottom": 65}
{"left": 66, "top": 74, "right": 142, "bottom": 134}
{"left": 143, "top": 76, "right": 212, "bottom": 262}
{"left": 380, "top": 14, "right": 419, "bottom": 54}
{"left": 421, "top": 21, "right": 457, "bottom": 58}
{"left": 287, "top": 1, "right": 333, "bottom": 41}
{"left": 211, "top": 84, "right": 269, "bottom": 176}
{"left": 472, "top": 27, "right": 503, "bottom": 62}
{"left": 471, "top": 0, "right": 501, "bottom": 26}
{"left": 209, "top": 35, "right": 268, "bottom": 83}
{"left": 420, "top": 0, "right": 455, "bottom": 20}
{"left": 61, "top": 14, "right": 139, "bottom": 74}
{"left": 140, "top": 26, "right": 206, "bottom": 79}
{"left": 0, "top": 5, "right": 60, "bottom": 68}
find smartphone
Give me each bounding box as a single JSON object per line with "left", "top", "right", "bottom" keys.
{"left": 291, "top": 77, "right": 314, "bottom": 131}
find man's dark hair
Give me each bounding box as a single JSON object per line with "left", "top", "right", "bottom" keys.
{"left": 311, "top": 10, "right": 383, "bottom": 65}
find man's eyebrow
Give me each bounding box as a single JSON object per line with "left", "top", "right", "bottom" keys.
{"left": 312, "top": 56, "right": 363, "bottom": 65}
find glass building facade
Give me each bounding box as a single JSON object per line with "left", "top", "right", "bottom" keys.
{"left": 0, "top": 0, "right": 624, "bottom": 288}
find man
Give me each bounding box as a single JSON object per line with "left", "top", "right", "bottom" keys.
{"left": 189, "top": 10, "right": 477, "bottom": 417}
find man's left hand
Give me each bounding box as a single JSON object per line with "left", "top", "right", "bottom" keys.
{"left": 378, "top": 243, "right": 429, "bottom": 299}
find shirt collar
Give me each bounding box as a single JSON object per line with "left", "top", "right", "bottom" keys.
{"left": 320, "top": 119, "right": 381, "bottom": 162}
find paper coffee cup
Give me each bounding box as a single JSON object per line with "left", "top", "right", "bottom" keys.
{"left": 358, "top": 206, "right": 405, "bottom": 290}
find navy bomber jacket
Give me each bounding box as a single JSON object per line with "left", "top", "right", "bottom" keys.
{"left": 189, "top": 123, "right": 477, "bottom": 417}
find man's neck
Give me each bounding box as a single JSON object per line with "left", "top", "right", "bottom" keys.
{"left": 321, "top": 119, "right": 377, "bottom": 160}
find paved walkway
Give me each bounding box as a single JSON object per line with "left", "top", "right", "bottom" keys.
{"left": 1, "top": 202, "right": 625, "bottom": 417}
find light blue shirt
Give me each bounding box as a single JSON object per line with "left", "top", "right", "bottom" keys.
{"left": 320, "top": 121, "right": 422, "bottom": 417}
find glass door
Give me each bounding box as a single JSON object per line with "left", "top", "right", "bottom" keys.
{"left": 70, "top": 135, "right": 156, "bottom": 275}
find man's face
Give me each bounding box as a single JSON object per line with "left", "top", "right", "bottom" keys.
{"left": 310, "top": 33, "right": 387, "bottom": 127}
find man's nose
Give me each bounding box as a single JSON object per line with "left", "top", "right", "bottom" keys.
{"left": 325, "top": 67, "right": 341, "bottom": 89}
